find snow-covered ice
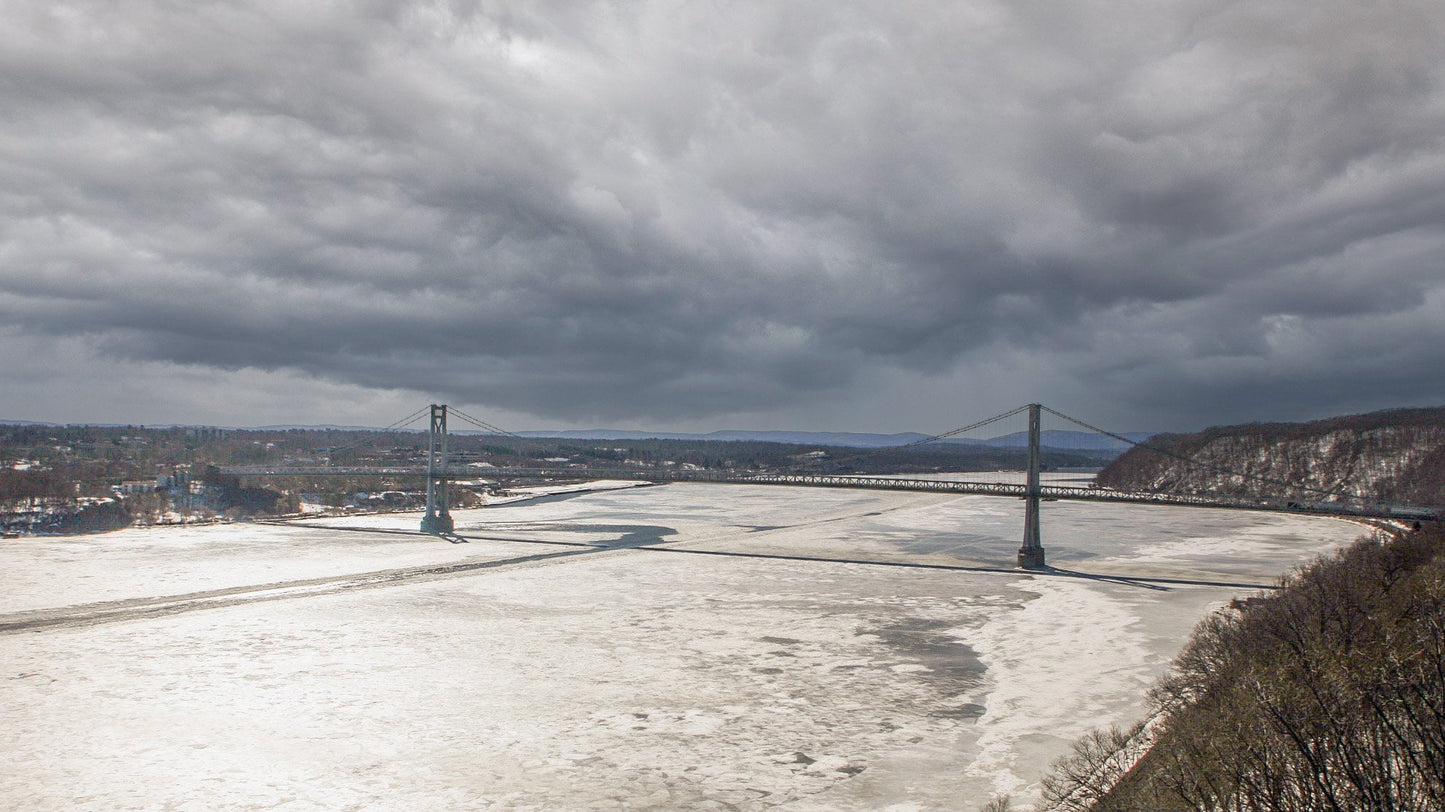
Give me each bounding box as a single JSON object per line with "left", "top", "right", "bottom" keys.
{"left": 0, "top": 482, "right": 1365, "bottom": 810}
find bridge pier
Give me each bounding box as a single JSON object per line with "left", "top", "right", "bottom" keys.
{"left": 420, "top": 404, "right": 454, "bottom": 534}
{"left": 1017, "top": 403, "right": 1047, "bottom": 569}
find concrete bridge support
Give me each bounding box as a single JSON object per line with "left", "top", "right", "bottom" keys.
{"left": 420, "top": 404, "right": 454, "bottom": 534}
{"left": 1017, "top": 403, "right": 1047, "bottom": 569}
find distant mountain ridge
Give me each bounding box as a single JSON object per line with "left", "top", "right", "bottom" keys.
{"left": 518, "top": 427, "right": 1152, "bottom": 451}
{"left": 2, "top": 417, "right": 1152, "bottom": 452}
{"left": 1097, "top": 406, "right": 1445, "bottom": 506}
{"left": 966, "top": 429, "right": 1156, "bottom": 451}
{"left": 515, "top": 428, "right": 932, "bottom": 446}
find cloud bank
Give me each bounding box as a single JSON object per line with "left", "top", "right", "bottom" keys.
{"left": 2, "top": 1, "right": 1443, "bottom": 431}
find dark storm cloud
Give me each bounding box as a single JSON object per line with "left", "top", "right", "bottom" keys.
{"left": 2, "top": 0, "right": 1444, "bottom": 429}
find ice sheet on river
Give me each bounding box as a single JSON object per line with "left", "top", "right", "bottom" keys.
{"left": 0, "top": 483, "right": 1366, "bottom": 810}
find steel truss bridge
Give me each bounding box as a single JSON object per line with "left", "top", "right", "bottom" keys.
{"left": 220, "top": 404, "right": 1441, "bottom": 570}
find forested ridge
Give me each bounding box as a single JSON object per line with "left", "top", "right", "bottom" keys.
{"left": 1041, "top": 523, "right": 1445, "bottom": 811}
{"left": 1097, "top": 406, "right": 1445, "bottom": 507}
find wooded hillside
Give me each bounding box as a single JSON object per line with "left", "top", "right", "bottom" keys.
{"left": 1042, "top": 523, "right": 1445, "bottom": 811}
{"left": 1096, "top": 407, "right": 1445, "bottom": 506}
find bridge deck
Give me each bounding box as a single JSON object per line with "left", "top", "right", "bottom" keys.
{"left": 218, "top": 465, "right": 1438, "bottom": 521}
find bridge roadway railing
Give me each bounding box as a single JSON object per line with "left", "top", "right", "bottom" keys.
{"left": 217, "top": 465, "right": 1438, "bottom": 521}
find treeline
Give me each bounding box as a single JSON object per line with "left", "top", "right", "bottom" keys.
{"left": 509, "top": 437, "right": 1112, "bottom": 474}
{"left": 29, "top": 500, "right": 133, "bottom": 535}
{"left": 5, "top": 421, "right": 1116, "bottom": 532}
{"left": 0, "top": 468, "right": 76, "bottom": 503}
{"left": 3, "top": 422, "right": 1115, "bottom": 497}
{"left": 1041, "top": 523, "right": 1445, "bottom": 811}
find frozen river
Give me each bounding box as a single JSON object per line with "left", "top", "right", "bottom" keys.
{"left": 1, "top": 482, "right": 1366, "bottom": 810}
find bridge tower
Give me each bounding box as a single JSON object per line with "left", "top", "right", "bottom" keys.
{"left": 420, "top": 404, "right": 454, "bottom": 534}
{"left": 1017, "top": 403, "right": 1047, "bottom": 569}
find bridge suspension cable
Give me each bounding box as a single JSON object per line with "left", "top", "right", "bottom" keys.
{"left": 293, "top": 406, "right": 433, "bottom": 466}
{"left": 447, "top": 407, "right": 525, "bottom": 439}
{"left": 379, "top": 404, "right": 522, "bottom": 439}
{"left": 890, "top": 405, "right": 1033, "bottom": 451}
{"left": 1040, "top": 405, "right": 1368, "bottom": 504}
{"left": 786, "top": 404, "right": 1033, "bottom": 473}
{"left": 383, "top": 406, "right": 432, "bottom": 432}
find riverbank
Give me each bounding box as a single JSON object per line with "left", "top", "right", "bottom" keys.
{"left": 2, "top": 479, "right": 654, "bottom": 538}
{"left": 1042, "top": 521, "right": 1445, "bottom": 810}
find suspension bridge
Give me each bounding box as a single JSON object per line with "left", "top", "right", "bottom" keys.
{"left": 221, "top": 404, "right": 1440, "bottom": 569}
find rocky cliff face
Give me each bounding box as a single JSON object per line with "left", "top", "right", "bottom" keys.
{"left": 1096, "top": 407, "right": 1445, "bottom": 507}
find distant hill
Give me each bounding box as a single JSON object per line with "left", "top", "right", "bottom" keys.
{"left": 253, "top": 423, "right": 401, "bottom": 433}
{"left": 961, "top": 429, "right": 1155, "bottom": 452}
{"left": 517, "top": 428, "right": 934, "bottom": 447}
{"left": 517, "top": 427, "right": 1152, "bottom": 452}
{"left": 3, "top": 418, "right": 1151, "bottom": 455}
{"left": 1097, "top": 406, "right": 1445, "bottom": 506}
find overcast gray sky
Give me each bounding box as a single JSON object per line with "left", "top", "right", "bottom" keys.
{"left": 2, "top": 1, "right": 1443, "bottom": 433}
